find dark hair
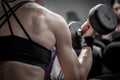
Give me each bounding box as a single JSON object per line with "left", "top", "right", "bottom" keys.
{"left": 111, "top": 0, "right": 120, "bottom": 6}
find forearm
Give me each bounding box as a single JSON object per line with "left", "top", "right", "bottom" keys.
{"left": 78, "top": 46, "right": 93, "bottom": 80}
{"left": 77, "top": 36, "right": 94, "bottom": 80}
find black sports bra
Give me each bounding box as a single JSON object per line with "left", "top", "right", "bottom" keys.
{"left": 0, "top": 0, "right": 51, "bottom": 71}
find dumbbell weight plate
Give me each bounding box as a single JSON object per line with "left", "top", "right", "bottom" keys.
{"left": 69, "top": 4, "right": 118, "bottom": 49}
{"left": 89, "top": 4, "right": 118, "bottom": 34}
{"left": 69, "top": 21, "right": 83, "bottom": 49}
{"left": 69, "top": 21, "right": 83, "bottom": 38}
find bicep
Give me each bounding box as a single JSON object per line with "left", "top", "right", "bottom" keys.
{"left": 54, "top": 20, "right": 81, "bottom": 79}
{"left": 55, "top": 20, "right": 77, "bottom": 63}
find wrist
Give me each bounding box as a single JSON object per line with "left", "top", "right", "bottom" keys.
{"left": 80, "top": 36, "right": 94, "bottom": 48}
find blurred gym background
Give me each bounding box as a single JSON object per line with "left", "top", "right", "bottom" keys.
{"left": 44, "top": 0, "right": 110, "bottom": 23}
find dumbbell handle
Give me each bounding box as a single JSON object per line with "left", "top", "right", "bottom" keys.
{"left": 76, "top": 25, "right": 90, "bottom": 36}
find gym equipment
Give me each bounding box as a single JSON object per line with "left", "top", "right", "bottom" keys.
{"left": 93, "top": 39, "right": 106, "bottom": 53}
{"left": 102, "top": 41, "right": 120, "bottom": 73}
{"left": 69, "top": 21, "right": 83, "bottom": 49}
{"left": 69, "top": 3, "right": 118, "bottom": 37}
{"left": 69, "top": 3, "right": 118, "bottom": 49}
{"left": 89, "top": 4, "right": 118, "bottom": 35}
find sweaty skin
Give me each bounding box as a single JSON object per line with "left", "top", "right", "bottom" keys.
{"left": 0, "top": 0, "right": 93, "bottom": 80}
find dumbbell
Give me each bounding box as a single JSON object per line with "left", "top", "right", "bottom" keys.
{"left": 69, "top": 4, "right": 118, "bottom": 49}
{"left": 69, "top": 4, "right": 118, "bottom": 77}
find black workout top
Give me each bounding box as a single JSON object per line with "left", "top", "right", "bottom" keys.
{"left": 0, "top": 0, "right": 51, "bottom": 71}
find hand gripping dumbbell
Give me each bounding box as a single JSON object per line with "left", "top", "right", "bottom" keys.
{"left": 69, "top": 4, "right": 118, "bottom": 49}
{"left": 69, "top": 4, "right": 118, "bottom": 77}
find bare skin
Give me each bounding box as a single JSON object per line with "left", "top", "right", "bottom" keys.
{"left": 113, "top": 2, "right": 120, "bottom": 32}
{"left": 0, "top": 0, "right": 94, "bottom": 80}
{"left": 113, "top": 2, "right": 120, "bottom": 21}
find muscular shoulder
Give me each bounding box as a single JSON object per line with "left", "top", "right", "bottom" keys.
{"left": 40, "top": 6, "right": 66, "bottom": 24}
{"left": 30, "top": 3, "right": 70, "bottom": 35}
{"left": 42, "top": 7, "right": 68, "bottom": 29}
{"left": 28, "top": 3, "right": 66, "bottom": 22}
{"left": 45, "top": 11, "right": 69, "bottom": 35}
{"left": 37, "top": 5, "right": 68, "bottom": 30}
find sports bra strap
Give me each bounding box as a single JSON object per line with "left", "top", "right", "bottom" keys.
{"left": 0, "top": 0, "right": 33, "bottom": 40}
{"left": 1, "top": 1, "right": 13, "bottom": 35}
{"left": 0, "top": 1, "right": 32, "bottom": 27}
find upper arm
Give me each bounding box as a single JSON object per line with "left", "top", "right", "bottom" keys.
{"left": 53, "top": 16, "right": 81, "bottom": 80}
